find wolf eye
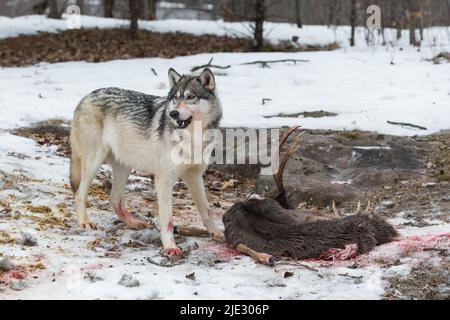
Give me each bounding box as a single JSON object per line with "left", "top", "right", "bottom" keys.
{"left": 186, "top": 95, "right": 196, "bottom": 100}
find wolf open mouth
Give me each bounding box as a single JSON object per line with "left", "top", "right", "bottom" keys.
{"left": 176, "top": 116, "right": 192, "bottom": 129}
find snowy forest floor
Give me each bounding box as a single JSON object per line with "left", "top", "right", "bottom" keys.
{"left": 0, "top": 15, "right": 449, "bottom": 300}
{"left": 0, "top": 121, "right": 449, "bottom": 299}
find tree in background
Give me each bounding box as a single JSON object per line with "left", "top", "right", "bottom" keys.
{"left": 105, "top": 0, "right": 115, "bottom": 17}
{"left": 147, "top": 0, "right": 157, "bottom": 20}
{"left": 295, "top": 0, "right": 302, "bottom": 28}
{"left": 48, "top": 0, "right": 62, "bottom": 18}
{"left": 221, "top": 0, "right": 273, "bottom": 51}
{"left": 253, "top": 0, "right": 266, "bottom": 50}
{"left": 350, "top": 0, "right": 357, "bottom": 46}
{"left": 404, "top": 0, "right": 422, "bottom": 46}
{"left": 129, "top": 0, "right": 139, "bottom": 39}
{"left": 76, "top": 0, "right": 84, "bottom": 13}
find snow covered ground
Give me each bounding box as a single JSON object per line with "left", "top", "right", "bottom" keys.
{"left": 0, "top": 16, "right": 449, "bottom": 300}
{"left": 0, "top": 15, "right": 449, "bottom": 135}
{"left": 0, "top": 49, "right": 450, "bottom": 135}
{"left": 1, "top": 130, "right": 449, "bottom": 300}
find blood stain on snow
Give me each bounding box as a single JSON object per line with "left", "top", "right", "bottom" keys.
{"left": 202, "top": 242, "right": 241, "bottom": 261}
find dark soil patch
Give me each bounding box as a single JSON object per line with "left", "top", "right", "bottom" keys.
{"left": 384, "top": 259, "right": 450, "bottom": 300}
{"left": 10, "top": 122, "right": 450, "bottom": 226}
{"left": 11, "top": 119, "right": 71, "bottom": 157}
{"left": 0, "top": 28, "right": 337, "bottom": 67}
{"left": 426, "top": 133, "right": 450, "bottom": 182}
{"left": 263, "top": 110, "right": 338, "bottom": 119}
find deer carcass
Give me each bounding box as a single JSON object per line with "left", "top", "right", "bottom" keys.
{"left": 222, "top": 127, "right": 399, "bottom": 265}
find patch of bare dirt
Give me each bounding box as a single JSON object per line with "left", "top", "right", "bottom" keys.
{"left": 5, "top": 121, "right": 450, "bottom": 298}
{"left": 11, "top": 119, "right": 71, "bottom": 157}
{"left": 0, "top": 28, "right": 338, "bottom": 67}
{"left": 383, "top": 258, "right": 450, "bottom": 300}
{"left": 11, "top": 122, "right": 450, "bottom": 229}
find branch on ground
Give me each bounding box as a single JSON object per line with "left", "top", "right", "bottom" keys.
{"left": 428, "top": 52, "right": 450, "bottom": 64}
{"left": 190, "top": 58, "right": 231, "bottom": 72}
{"left": 387, "top": 120, "right": 427, "bottom": 131}
{"left": 241, "top": 59, "right": 310, "bottom": 68}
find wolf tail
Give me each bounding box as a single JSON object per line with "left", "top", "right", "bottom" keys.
{"left": 70, "top": 149, "right": 81, "bottom": 193}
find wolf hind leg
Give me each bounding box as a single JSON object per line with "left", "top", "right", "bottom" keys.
{"left": 70, "top": 151, "right": 81, "bottom": 193}
{"left": 110, "top": 161, "right": 150, "bottom": 230}
{"left": 74, "top": 148, "right": 108, "bottom": 229}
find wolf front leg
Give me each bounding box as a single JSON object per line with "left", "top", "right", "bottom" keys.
{"left": 182, "top": 169, "right": 225, "bottom": 242}
{"left": 154, "top": 175, "right": 181, "bottom": 256}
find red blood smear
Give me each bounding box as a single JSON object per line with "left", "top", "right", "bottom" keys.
{"left": 167, "top": 220, "right": 174, "bottom": 232}
{"left": 309, "top": 232, "right": 450, "bottom": 267}
{"left": 115, "top": 200, "right": 134, "bottom": 219}
{"left": 316, "top": 244, "right": 359, "bottom": 261}
{"left": 11, "top": 270, "right": 27, "bottom": 279}
{"left": 392, "top": 232, "right": 450, "bottom": 252}
{"left": 203, "top": 243, "right": 241, "bottom": 260}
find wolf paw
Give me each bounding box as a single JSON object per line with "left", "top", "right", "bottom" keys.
{"left": 163, "top": 247, "right": 182, "bottom": 257}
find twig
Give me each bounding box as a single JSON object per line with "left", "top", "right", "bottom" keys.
{"left": 338, "top": 273, "right": 363, "bottom": 279}
{"left": 386, "top": 120, "right": 427, "bottom": 131}
{"left": 241, "top": 59, "right": 310, "bottom": 68}
{"left": 190, "top": 57, "right": 231, "bottom": 72}
{"left": 262, "top": 98, "right": 272, "bottom": 105}
{"left": 275, "top": 259, "right": 319, "bottom": 272}
{"left": 150, "top": 68, "right": 158, "bottom": 76}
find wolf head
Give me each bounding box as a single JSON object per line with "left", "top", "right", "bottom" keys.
{"left": 166, "top": 68, "right": 222, "bottom": 129}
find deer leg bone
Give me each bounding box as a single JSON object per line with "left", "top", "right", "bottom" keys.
{"left": 174, "top": 227, "right": 276, "bottom": 266}
{"left": 236, "top": 243, "right": 275, "bottom": 266}
{"left": 173, "top": 226, "right": 210, "bottom": 237}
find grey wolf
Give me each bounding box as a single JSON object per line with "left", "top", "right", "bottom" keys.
{"left": 70, "top": 68, "right": 224, "bottom": 256}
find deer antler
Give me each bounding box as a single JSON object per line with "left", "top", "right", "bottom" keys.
{"left": 273, "top": 126, "right": 304, "bottom": 209}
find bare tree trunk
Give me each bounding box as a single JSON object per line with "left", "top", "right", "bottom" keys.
{"left": 328, "top": 0, "right": 336, "bottom": 27}
{"left": 253, "top": 0, "right": 266, "bottom": 51}
{"left": 48, "top": 0, "right": 60, "bottom": 18}
{"left": 129, "top": 0, "right": 140, "bottom": 40}
{"left": 408, "top": 14, "right": 417, "bottom": 46}
{"left": 148, "top": 0, "right": 157, "bottom": 20}
{"left": 407, "top": 0, "right": 422, "bottom": 46}
{"left": 105, "top": 0, "right": 115, "bottom": 18}
{"left": 447, "top": 0, "right": 450, "bottom": 24}
{"left": 419, "top": 18, "right": 423, "bottom": 41}
{"left": 295, "top": 0, "right": 302, "bottom": 28}
{"left": 350, "top": 0, "right": 356, "bottom": 46}
{"left": 77, "top": 0, "right": 84, "bottom": 13}
{"left": 396, "top": 21, "right": 402, "bottom": 40}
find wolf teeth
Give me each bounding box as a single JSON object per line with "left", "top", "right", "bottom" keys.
{"left": 176, "top": 117, "right": 192, "bottom": 129}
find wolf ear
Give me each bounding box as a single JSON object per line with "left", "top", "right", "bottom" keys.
{"left": 168, "top": 68, "right": 182, "bottom": 88}
{"left": 199, "top": 68, "right": 215, "bottom": 91}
